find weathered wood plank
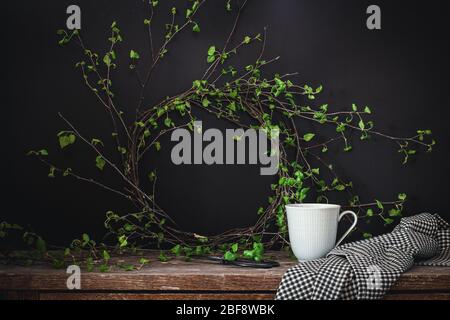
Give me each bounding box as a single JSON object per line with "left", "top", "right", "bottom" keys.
{"left": 5, "top": 291, "right": 450, "bottom": 300}
{"left": 384, "top": 293, "right": 450, "bottom": 300}
{"left": 391, "top": 266, "right": 450, "bottom": 291}
{"left": 0, "top": 252, "right": 292, "bottom": 291}
{"left": 0, "top": 272, "right": 284, "bottom": 291}
{"left": 1, "top": 252, "right": 449, "bottom": 293}
{"left": 37, "top": 293, "right": 275, "bottom": 300}
{"left": 1, "top": 290, "right": 39, "bottom": 300}
{"left": 36, "top": 292, "right": 450, "bottom": 300}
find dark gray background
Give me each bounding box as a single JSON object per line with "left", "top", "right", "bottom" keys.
{"left": 1, "top": 0, "right": 448, "bottom": 245}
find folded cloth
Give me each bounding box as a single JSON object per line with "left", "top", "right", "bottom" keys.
{"left": 276, "top": 213, "right": 450, "bottom": 300}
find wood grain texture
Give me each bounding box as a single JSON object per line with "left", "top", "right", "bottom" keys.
{"left": 37, "top": 293, "right": 275, "bottom": 300}
{"left": 384, "top": 293, "right": 450, "bottom": 300}
{"left": 391, "top": 266, "right": 450, "bottom": 291}
{"left": 1, "top": 251, "right": 450, "bottom": 300}
{"left": 0, "top": 252, "right": 293, "bottom": 291}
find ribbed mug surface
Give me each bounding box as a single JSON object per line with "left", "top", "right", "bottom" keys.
{"left": 286, "top": 204, "right": 357, "bottom": 261}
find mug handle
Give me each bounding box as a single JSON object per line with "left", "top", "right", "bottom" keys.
{"left": 335, "top": 210, "right": 358, "bottom": 247}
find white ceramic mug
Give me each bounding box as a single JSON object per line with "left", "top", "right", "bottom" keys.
{"left": 286, "top": 203, "right": 358, "bottom": 261}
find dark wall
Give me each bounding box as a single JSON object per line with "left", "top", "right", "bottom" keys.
{"left": 2, "top": 0, "right": 449, "bottom": 245}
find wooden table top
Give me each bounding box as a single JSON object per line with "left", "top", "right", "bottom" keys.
{"left": 1, "top": 251, "right": 450, "bottom": 292}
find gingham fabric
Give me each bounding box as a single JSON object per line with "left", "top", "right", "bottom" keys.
{"left": 276, "top": 213, "right": 450, "bottom": 300}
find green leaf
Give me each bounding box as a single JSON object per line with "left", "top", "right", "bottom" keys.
{"left": 299, "top": 187, "right": 310, "bottom": 202}
{"left": 159, "top": 252, "right": 169, "bottom": 262}
{"left": 231, "top": 243, "right": 238, "bottom": 253}
{"left": 366, "top": 209, "right": 374, "bottom": 217}
{"left": 226, "top": 0, "right": 232, "bottom": 11}
{"left": 384, "top": 218, "right": 394, "bottom": 225}
{"left": 303, "top": 133, "right": 315, "bottom": 142}
{"left": 103, "top": 250, "right": 111, "bottom": 262}
{"left": 130, "top": 50, "right": 140, "bottom": 60}
{"left": 164, "top": 117, "right": 174, "bottom": 128}
{"left": 27, "top": 149, "right": 46, "bottom": 157}
{"left": 243, "top": 250, "right": 254, "bottom": 259}
{"left": 192, "top": 22, "right": 200, "bottom": 33}
{"left": 376, "top": 200, "right": 384, "bottom": 210}
{"left": 148, "top": 171, "right": 156, "bottom": 182}
{"left": 118, "top": 235, "right": 128, "bottom": 248}
{"left": 139, "top": 257, "right": 150, "bottom": 265}
{"left": 157, "top": 108, "right": 166, "bottom": 118}
{"left": 91, "top": 138, "right": 104, "bottom": 147}
{"left": 358, "top": 120, "right": 365, "bottom": 130}
{"left": 336, "top": 123, "right": 346, "bottom": 133}
{"left": 27, "top": 149, "right": 48, "bottom": 157}
{"left": 96, "top": 156, "right": 106, "bottom": 171}
{"left": 154, "top": 141, "right": 161, "bottom": 151}
{"left": 363, "top": 233, "right": 373, "bottom": 239}
{"left": 207, "top": 46, "right": 216, "bottom": 63}
{"left": 223, "top": 251, "right": 236, "bottom": 261}
{"left": 227, "top": 101, "right": 236, "bottom": 112}
{"left": 120, "top": 264, "right": 135, "bottom": 271}
{"left": 344, "top": 146, "right": 353, "bottom": 152}
{"left": 243, "top": 36, "right": 251, "bottom": 44}
{"left": 103, "top": 54, "right": 112, "bottom": 67}
{"left": 364, "top": 106, "right": 372, "bottom": 114}
{"left": 398, "top": 193, "right": 407, "bottom": 201}
{"left": 389, "top": 209, "right": 402, "bottom": 217}
{"left": 252, "top": 242, "right": 264, "bottom": 261}
{"left": 82, "top": 233, "right": 90, "bottom": 245}
{"left": 352, "top": 103, "right": 358, "bottom": 112}
{"left": 319, "top": 104, "right": 328, "bottom": 113}
{"left": 58, "top": 132, "right": 76, "bottom": 149}
{"left": 202, "top": 97, "right": 211, "bottom": 108}
{"left": 171, "top": 244, "right": 182, "bottom": 256}
{"left": 207, "top": 46, "right": 216, "bottom": 56}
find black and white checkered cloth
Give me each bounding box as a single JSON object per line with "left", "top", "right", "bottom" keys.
{"left": 276, "top": 213, "right": 450, "bottom": 300}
